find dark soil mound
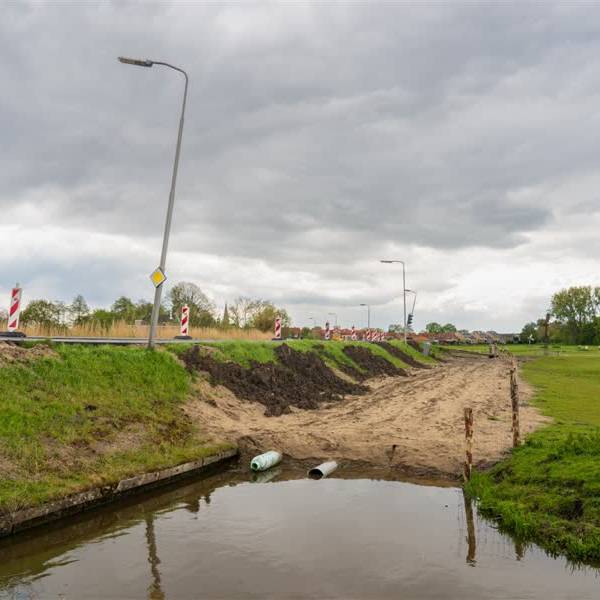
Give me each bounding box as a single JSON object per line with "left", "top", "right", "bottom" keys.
{"left": 181, "top": 344, "right": 366, "bottom": 417}
{"left": 342, "top": 346, "right": 407, "bottom": 377}
{"left": 375, "top": 342, "right": 430, "bottom": 369}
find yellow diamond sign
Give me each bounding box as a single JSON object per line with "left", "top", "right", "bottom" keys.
{"left": 149, "top": 267, "right": 167, "bottom": 288}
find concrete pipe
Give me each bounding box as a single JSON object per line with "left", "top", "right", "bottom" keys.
{"left": 250, "top": 451, "right": 282, "bottom": 472}
{"left": 308, "top": 461, "right": 338, "bottom": 479}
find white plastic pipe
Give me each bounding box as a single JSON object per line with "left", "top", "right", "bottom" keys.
{"left": 250, "top": 451, "right": 282, "bottom": 472}
{"left": 308, "top": 461, "right": 338, "bottom": 479}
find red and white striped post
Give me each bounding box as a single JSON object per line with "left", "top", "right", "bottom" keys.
{"left": 274, "top": 317, "right": 282, "bottom": 340}
{"left": 4, "top": 284, "right": 25, "bottom": 337}
{"left": 351, "top": 325, "right": 357, "bottom": 341}
{"left": 366, "top": 329, "right": 371, "bottom": 342}
{"left": 324, "top": 321, "right": 330, "bottom": 341}
{"left": 175, "top": 304, "right": 192, "bottom": 339}
{"left": 180, "top": 305, "right": 190, "bottom": 336}
{"left": 7, "top": 285, "right": 22, "bottom": 332}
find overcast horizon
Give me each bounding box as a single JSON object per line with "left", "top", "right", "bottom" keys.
{"left": 2, "top": 2, "right": 600, "bottom": 332}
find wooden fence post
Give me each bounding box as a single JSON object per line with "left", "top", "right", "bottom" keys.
{"left": 510, "top": 358, "right": 520, "bottom": 447}
{"left": 464, "top": 407, "right": 474, "bottom": 481}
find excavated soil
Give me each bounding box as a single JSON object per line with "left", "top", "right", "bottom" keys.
{"left": 342, "top": 346, "right": 408, "bottom": 377}
{"left": 181, "top": 344, "right": 366, "bottom": 416}
{"left": 374, "top": 342, "right": 430, "bottom": 369}
{"left": 185, "top": 352, "right": 550, "bottom": 478}
{"left": 0, "top": 342, "right": 57, "bottom": 366}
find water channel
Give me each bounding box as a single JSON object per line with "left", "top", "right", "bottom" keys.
{"left": 0, "top": 462, "right": 598, "bottom": 599}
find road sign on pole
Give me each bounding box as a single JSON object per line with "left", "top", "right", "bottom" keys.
{"left": 149, "top": 267, "right": 167, "bottom": 288}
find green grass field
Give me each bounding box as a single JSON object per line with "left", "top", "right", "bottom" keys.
{"left": 465, "top": 352, "right": 600, "bottom": 563}
{"left": 442, "top": 343, "right": 600, "bottom": 357}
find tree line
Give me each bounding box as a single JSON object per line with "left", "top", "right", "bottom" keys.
{"left": 521, "top": 286, "right": 600, "bottom": 345}
{"left": 13, "top": 281, "right": 291, "bottom": 333}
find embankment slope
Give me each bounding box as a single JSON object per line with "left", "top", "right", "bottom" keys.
{"left": 183, "top": 345, "right": 548, "bottom": 477}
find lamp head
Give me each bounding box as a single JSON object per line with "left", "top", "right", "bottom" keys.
{"left": 118, "top": 56, "right": 153, "bottom": 67}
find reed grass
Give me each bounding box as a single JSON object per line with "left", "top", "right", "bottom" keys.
{"left": 0, "top": 320, "right": 271, "bottom": 341}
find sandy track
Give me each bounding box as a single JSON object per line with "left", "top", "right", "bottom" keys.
{"left": 185, "top": 353, "right": 550, "bottom": 478}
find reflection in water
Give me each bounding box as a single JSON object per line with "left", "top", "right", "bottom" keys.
{"left": 515, "top": 538, "right": 526, "bottom": 562}
{"left": 0, "top": 464, "right": 598, "bottom": 600}
{"left": 252, "top": 466, "right": 281, "bottom": 484}
{"left": 463, "top": 490, "right": 477, "bottom": 566}
{"left": 145, "top": 515, "right": 164, "bottom": 600}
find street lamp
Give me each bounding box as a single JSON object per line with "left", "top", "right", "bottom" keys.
{"left": 359, "top": 304, "right": 370, "bottom": 329}
{"left": 380, "top": 259, "right": 407, "bottom": 344}
{"left": 118, "top": 56, "right": 189, "bottom": 349}
{"left": 328, "top": 312, "right": 338, "bottom": 328}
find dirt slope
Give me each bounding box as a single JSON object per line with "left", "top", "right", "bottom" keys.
{"left": 185, "top": 352, "right": 550, "bottom": 478}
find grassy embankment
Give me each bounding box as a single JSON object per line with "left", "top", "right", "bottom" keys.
{"left": 1, "top": 339, "right": 427, "bottom": 514}
{"left": 464, "top": 349, "right": 600, "bottom": 563}
{"left": 168, "top": 338, "right": 434, "bottom": 372}
{"left": 0, "top": 344, "right": 232, "bottom": 514}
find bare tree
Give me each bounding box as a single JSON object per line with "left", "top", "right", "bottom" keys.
{"left": 229, "top": 296, "right": 255, "bottom": 328}
{"left": 169, "top": 282, "right": 216, "bottom": 327}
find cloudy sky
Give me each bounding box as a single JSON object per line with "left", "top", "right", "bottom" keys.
{"left": 2, "top": 1, "right": 600, "bottom": 332}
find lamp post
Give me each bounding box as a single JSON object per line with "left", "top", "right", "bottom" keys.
{"left": 118, "top": 56, "right": 189, "bottom": 349}
{"left": 359, "top": 303, "right": 370, "bottom": 329}
{"left": 380, "top": 259, "right": 407, "bottom": 344}
{"left": 328, "top": 312, "right": 338, "bottom": 328}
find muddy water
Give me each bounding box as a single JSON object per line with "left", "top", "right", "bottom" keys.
{"left": 0, "top": 465, "right": 598, "bottom": 599}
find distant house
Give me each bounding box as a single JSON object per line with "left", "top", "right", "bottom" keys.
{"left": 498, "top": 333, "right": 520, "bottom": 344}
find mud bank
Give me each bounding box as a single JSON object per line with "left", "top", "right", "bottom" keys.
{"left": 181, "top": 343, "right": 406, "bottom": 416}
{"left": 186, "top": 353, "right": 550, "bottom": 478}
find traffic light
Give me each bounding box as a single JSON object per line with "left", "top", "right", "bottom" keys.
{"left": 407, "top": 313, "right": 414, "bottom": 329}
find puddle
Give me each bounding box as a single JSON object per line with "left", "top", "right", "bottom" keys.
{"left": 0, "top": 464, "right": 598, "bottom": 599}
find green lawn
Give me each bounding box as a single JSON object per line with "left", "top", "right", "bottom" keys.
{"left": 466, "top": 353, "right": 600, "bottom": 563}
{"left": 0, "top": 345, "right": 231, "bottom": 513}
{"left": 442, "top": 343, "right": 600, "bottom": 357}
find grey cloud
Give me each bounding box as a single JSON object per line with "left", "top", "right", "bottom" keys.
{"left": 3, "top": 2, "right": 600, "bottom": 328}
